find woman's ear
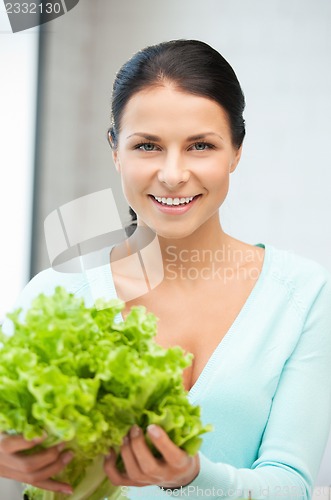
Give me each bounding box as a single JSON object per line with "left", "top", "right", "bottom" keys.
{"left": 230, "top": 145, "right": 243, "bottom": 173}
{"left": 112, "top": 151, "right": 121, "bottom": 173}
{"left": 108, "top": 128, "right": 120, "bottom": 172}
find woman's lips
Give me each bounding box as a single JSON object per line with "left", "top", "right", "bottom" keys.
{"left": 148, "top": 194, "right": 202, "bottom": 214}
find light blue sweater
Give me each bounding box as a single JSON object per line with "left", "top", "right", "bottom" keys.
{"left": 3, "top": 243, "right": 331, "bottom": 499}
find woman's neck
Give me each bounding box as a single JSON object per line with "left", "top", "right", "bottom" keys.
{"left": 110, "top": 215, "right": 253, "bottom": 300}
{"left": 158, "top": 225, "right": 230, "bottom": 268}
{"left": 137, "top": 215, "right": 244, "bottom": 286}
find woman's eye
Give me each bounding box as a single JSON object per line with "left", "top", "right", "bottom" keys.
{"left": 136, "top": 143, "right": 158, "bottom": 151}
{"left": 191, "top": 142, "right": 213, "bottom": 151}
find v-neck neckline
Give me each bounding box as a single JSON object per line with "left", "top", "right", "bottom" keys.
{"left": 188, "top": 242, "right": 271, "bottom": 401}
{"left": 91, "top": 242, "right": 271, "bottom": 401}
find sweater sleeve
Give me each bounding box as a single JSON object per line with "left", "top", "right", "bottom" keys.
{"left": 160, "top": 274, "right": 331, "bottom": 499}
{"left": 1, "top": 268, "right": 88, "bottom": 335}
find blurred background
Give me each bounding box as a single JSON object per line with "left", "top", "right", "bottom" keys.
{"left": 0, "top": 0, "right": 330, "bottom": 497}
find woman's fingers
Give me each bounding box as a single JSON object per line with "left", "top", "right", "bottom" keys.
{"left": 0, "top": 434, "right": 46, "bottom": 454}
{"left": 0, "top": 453, "right": 73, "bottom": 494}
{"left": 124, "top": 426, "right": 162, "bottom": 479}
{"left": 30, "top": 479, "right": 73, "bottom": 495}
{"left": 0, "top": 437, "right": 74, "bottom": 495}
{"left": 105, "top": 426, "right": 163, "bottom": 486}
{"left": 0, "top": 434, "right": 74, "bottom": 495}
{"left": 146, "top": 425, "right": 189, "bottom": 467}
{"left": 120, "top": 437, "right": 144, "bottom": 481}
{"left": 104, "top": 449, "right": 131, "bottom": 487}
{"left": 22, "top": 449, "right": 74, "bottom": 483}
{"left": 104, "top": 424, "right": 196, "bottom": 489}
{"left": 3, "top": 442, "right": 66, "bottom": 472}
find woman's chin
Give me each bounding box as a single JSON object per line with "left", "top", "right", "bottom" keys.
{"left": 137, "top": 216, "right": 200, "bottom": 240}
{"left": 153, "top": 226, "right": 197, "bottom": 240}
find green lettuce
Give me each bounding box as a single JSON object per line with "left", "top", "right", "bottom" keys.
{"left": 0, "top": 287, "right": 212, "bottom": 499}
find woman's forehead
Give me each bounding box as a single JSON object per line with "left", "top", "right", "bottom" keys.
{"left": 120, "top": 86, "right": 231, "bottom": 134}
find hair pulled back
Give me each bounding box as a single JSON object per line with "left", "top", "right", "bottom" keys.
{"left": 108, "top": 39, "right": 246, "bottom": 234}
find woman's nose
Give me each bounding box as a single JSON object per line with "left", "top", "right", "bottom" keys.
{"left": 157, "top": 153, "right": 190, "bottom": 188}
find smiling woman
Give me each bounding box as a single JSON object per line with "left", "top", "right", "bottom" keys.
{"left": 107, "top": 40, "right": 245, "bottom": 243}
{"left": 110, "top": 86, "right": 241, "bottom": 240}
{"left": 1, "top": 39, "right": 331, "bottom": 500}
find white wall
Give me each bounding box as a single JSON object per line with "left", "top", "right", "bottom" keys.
{"left": 0, "top": 7, "right": 38, "bottom": 498}
{"left": 0, "top": 8, "right": 38, "bottom": 323}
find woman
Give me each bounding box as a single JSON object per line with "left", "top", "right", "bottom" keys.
{"left": 1, "top": 40, "right": 331, "bottom": 499}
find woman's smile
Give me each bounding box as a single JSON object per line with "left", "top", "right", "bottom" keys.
{"left": 148, "top": 193, "right": 203, "bottom": 215}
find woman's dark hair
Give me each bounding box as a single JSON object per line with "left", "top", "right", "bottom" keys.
{"left": 108, "top": 39, "right": 246, "bottom": 234}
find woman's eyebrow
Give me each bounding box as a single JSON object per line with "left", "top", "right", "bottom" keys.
{"left": 126, "top": 132, "right": 224, "bottom": 141}
{"left": 186, "top": 132, "right": 224, "bottom": 142}
{"left": 126, "top": 133, "right": 160, "bottom": 141}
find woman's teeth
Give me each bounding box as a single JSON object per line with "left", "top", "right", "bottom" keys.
{"left": 153, "top": 196, "right": 195, "bottom": 206}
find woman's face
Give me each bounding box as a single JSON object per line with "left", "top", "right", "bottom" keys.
{"left": 112, "top": 85, "right": 242, "bottom": 239}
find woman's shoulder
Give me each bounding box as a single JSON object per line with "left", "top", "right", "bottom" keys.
{"left": 233, "top": 237, "right": 331, "bottom": 317}
{"left": 266, "top": 243, "right": 331, "bottom": 284}
{"left": 22, "top": 266, "right": 89, "bottom": 300}
{"left": 264, "top": 243, "right": 331, "bottom": 313}
{"left": 1, "top": 267, "right": 90, "bottom": 335}
{"left": 218, "top": 236, "right": 330, "bottom": 292}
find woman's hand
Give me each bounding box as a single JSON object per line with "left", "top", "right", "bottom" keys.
{"left": 104, "top": 424, "right": 200, "bottom": 490}
{"left": 0, "top": 434, "right": 74, "bottom": 495}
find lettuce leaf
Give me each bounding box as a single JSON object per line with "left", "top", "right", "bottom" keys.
{"left": 0, "top": 287, "right": 212, "bottom": 499}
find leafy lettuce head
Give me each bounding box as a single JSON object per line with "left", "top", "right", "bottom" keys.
{"left": 0, "top": 287, "right": 212, "bottom": 500}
